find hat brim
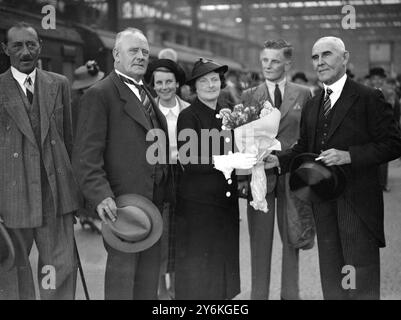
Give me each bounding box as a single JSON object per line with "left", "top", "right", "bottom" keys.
{"left": 101, "top": 194, "right": 163, "bottom": 253}
{"left": 0, "top": 223, "right": 15, "bottom": 271}
{"left": 145, "top": 59, "right": 186, "bottom": 86}
{"left": 186, "top": 65, "right": 228, "bottom": 85}
{"left": 72, "top": 72, "right": 105, "bottom": 90}
{"left": 289, "top": 153, "right": 347, "bottom": 203}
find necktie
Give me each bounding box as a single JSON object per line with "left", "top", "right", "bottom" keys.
{"left": 24, "top": 76, "right": 34, "bottom": 105}
{"left": 323, "top": 87, "right": 333, "bottom": 117}
{"left": 119, "top": 74, "right": 153, "bottom": 115}
{"left": 274, "top": 84, "right": 282, "bottom": 109}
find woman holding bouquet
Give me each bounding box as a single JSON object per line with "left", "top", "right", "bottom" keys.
{"left": 174, "top": 58, "right": 257, "bottom": 299}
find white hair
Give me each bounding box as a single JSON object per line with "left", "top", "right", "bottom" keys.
{"left": 314, "top": 36, "right": 346, "bottom": 53}
{"left": 113, "top": 28, "right": 146, "bottom": 51}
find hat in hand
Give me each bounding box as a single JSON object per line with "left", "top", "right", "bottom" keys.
{"left": 101, "top": 194, "right": 163, "bottom": 253}
{"left": 289, "top": 153, "right": 347, "bottom": 203}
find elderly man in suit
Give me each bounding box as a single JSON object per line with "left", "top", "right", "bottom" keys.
{"left": 72, "top": 28, "right": 169, "bottom": 300}
{"left": 265, "top": 36, "right": 401, "bottom": 299}
{"left": 0, "top": 22, "right": 79, "bottom": 300}
{"left": 240, "top": 39, "right": 314, "bottom": 300}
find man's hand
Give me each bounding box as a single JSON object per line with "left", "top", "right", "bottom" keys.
{"left": 318, "top": 149, "right": 351, "bottom": 166}
{"left": 96, "top": 197, "right": 117, "bottom": 224}
{"left": 264, "top": 154, "right": 279, "bottom": 169}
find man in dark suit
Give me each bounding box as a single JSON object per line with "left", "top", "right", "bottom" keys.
{"left": 265, "top": 36, "right": 401, "bottom": 299}
{"left": 0, "top": 22, "right": 79, "bottom": 299}
{"left": 241, "top": 39, "right": 314, "bottom": 300}
{"left": 72, "top": 28, "right": 169, "bottom": 300}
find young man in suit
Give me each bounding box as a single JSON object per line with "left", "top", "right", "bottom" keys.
{"left": 0, "top": 22, "right": 79, "bottom": 299}
{"left": 265, "top": 36, "right": 401, "bottom": 299}
{"left": 240, "top": 39, "right": 314, "bottom": 300}
{"left": 72, "top": 28, "right": 169, "bottom": 300}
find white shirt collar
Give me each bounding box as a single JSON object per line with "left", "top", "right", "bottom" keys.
{"left": 115, "top": 69, "right": 143, "bottom": 85}
{"left": 265, "top": 77, "right": 286, "bottom": 89}
{"left": 158, "top": 97, "right": 180, "bottom": 117}
{"left": 323, "top": 73, "right": 347, "bottom": 96}
{"left": 11, "top": 66, "right": 36, "bottom": 88}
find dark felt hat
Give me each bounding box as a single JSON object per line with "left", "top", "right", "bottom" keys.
{"left": 292, "top": 72, "right": 308, "bottom": 83}
{"left": 0, "top": 222, "right": 15, "bottom": 272}
{"left": 101, "top": 194, "right": 163, "bottom": 253}
{"left": 289, "top": 153, "right": 347, "bottom": 203}
{"left": 187, "top": 58, "right": 228, "bottom": 85}
{"left": 368, "top": 67, "right": 386, "bottom": 79}
{"left": 145, "top": 58, "right": 186, "bottom": 86}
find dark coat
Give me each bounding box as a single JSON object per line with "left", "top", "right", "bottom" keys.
{"left": 279, "top": 78, "right": 401, "bottom": 247}
{"left": 174, "top": 97, "right": 240, "bottom": 300}
{"left": 0, "top": 69, "right": 80, "bottom": 228}
{"left": 72, "top": 70, "right": 169, "bottom": 209}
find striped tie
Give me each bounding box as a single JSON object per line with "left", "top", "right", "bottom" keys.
{"left": 24, "top": 75, "right": 34, "bottom": 105}
{"left": 118, "top": 74, "right": 153, "bottom": 115}
{"left": 323, "top": 87, "right": 333, "bottom": 117}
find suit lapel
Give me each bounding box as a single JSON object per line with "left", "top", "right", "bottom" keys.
{"left": 326, "top": 79, "right": 358, "bottom": 141}
{"left": 2, "top": 70, "right": 37, "bottom": 147}
{"left": 36, "top": 69, "right": 57, "bottom": 146}
{"left": 111, "top": 71, "right": 151, "bottom": 132}
{"left": 279, "top": 82, "right": 297, "bottom": 120}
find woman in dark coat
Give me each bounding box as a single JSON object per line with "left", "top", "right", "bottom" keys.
{"left": 174, "top": 59, "right": 256, "bottom": 300}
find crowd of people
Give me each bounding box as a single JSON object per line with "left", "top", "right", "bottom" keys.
{"left": 1, "top": 21, "right": 401, "bottom": 300}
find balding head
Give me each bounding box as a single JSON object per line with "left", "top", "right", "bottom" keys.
{"left": 311, "top": 36, "right": 349, "bottom": 85}
{"left": 313, "top": 37, "right": 346, "bottom": 53}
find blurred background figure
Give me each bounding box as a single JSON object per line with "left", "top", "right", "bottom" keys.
{"left": 291, "top": 71, "right": 308, "bottom": 86}
{"left": 71, "top": 60, "right": 105, "bottom": 134}
{"left": 71, "top": 60, "right": 105, "bottom": 233}
{"left": 366, "top": 67, "right": 392, "bottom": 191}
{"left": 158, "top": 48, "right": 178, "bottom": 62}
{"left": 223, "top": 70, "right": 243, "bottom": 105}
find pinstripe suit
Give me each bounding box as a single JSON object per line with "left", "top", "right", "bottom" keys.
{"left": 279, "top": 78, "right": 401, "bottom": 299}
{"left": 0, "top": 68, "right": 79, "bottom": 299}
{"left": 242, "top": 81, "right": 315, "bottom": 300}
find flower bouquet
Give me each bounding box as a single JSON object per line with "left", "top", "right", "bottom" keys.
{"left": 216, "top": 101, "right": 281, "bottom": 213}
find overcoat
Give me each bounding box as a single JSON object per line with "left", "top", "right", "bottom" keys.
{"left": 174, "top": 97, "right": 240, "bottom": 300}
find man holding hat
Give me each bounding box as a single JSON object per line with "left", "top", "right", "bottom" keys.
{"left": 265, "top": 36, "right": 401, "bottom": 299}
{"left": 73, "top": 28, "right": 169, "bottom": 300}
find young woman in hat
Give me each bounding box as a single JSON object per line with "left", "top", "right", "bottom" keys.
{"left": 146, "top": 58, "right": 190, "bottom": 299}
{"left": 174, "top": 58, "right": 256, "bottom": 299}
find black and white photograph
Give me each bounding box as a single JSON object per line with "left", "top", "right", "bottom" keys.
{"left": 1, "top": 0, "right": 401, "bottom": 304}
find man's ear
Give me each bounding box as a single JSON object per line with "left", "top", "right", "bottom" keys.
{"left": 343, "top": 51, "right": 350, "bottom": 64}
{"left": 112, "top": 47, "right": 119, "bottom": 62}
{"left": 1, "top": 42, "right": 9, "bottom": 56}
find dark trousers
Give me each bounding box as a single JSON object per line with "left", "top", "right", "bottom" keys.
{"left": 104, "top": 183, "right": 165, "bottom": 300}
{"left": 0, "top": 214, "right": 77, "bottom": 300}
{"left": 313, "top": 196, "right": 380, "bottom": 300}
{"left": 379, "top": 163, "right": 388, "bottom": 190}
{"left": 247, "top": 175, "right": 300, "bottom": 300}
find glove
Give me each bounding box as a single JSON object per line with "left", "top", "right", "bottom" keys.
{"left": 226, "top": 152, "right": 258, "bottom": 170}
{"left": 213, "top": 152, "right": 257, "bottom": 179}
